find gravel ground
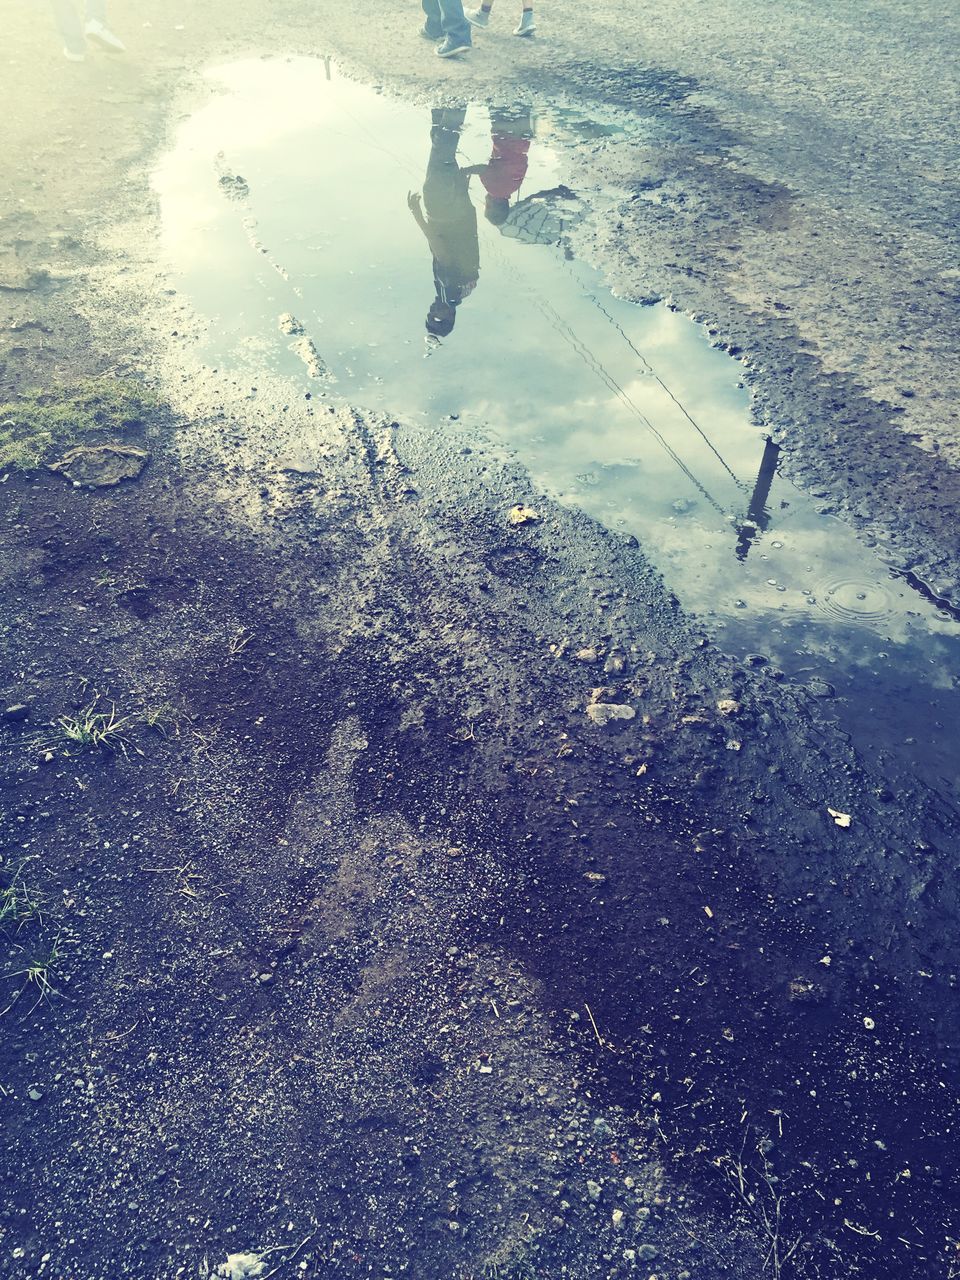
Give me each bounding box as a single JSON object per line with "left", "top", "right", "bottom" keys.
{"left": 2, "top": 3, "right": 959, "bottom": 1278}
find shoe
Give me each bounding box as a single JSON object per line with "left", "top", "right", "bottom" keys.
{"left": 63, "top": 46, "right": 86, "bottom": 62}
{"left": 467, "top": 8, "right": 490, "bottom": 26}
{"left": 436, "top": 36, "right": 471, "bottom": 57}
{"left": 421, "top": 22, "right": 443, "bottom": 39}
{"left": 84, "top": 19, "right": 126, "bottom": 52}
{"left": 513, "top": 10, "right": 536, "bottom": 34}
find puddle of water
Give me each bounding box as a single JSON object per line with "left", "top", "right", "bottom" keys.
{"left": 154, "top": 58, "right": 960, "bottom": 798}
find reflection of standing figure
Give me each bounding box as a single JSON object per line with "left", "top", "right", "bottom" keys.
{"left": 407, "top": 110, "right": 480, "bottom": 341}
{"left": 475, "top": 108, "right": 534, "bottom": 226}
{"left": 49, "top": 0, "right": 125, "bottom": 61}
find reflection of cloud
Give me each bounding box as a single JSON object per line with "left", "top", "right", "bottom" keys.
{"left": 153, "top": 61, "right": 960, "bottom": 688}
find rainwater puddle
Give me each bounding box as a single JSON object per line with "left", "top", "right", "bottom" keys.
{"left": 154, "top": 59, "right": 960, "bottom": 797}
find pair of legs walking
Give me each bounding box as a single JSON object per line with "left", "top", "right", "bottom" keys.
{"left": 421, "top": 0, "right": 472, "bottom": 51}
{"left": 49, "top": 0, "right": 124, "bottom": 59}
{"left": 421, "top": 0, "right": 536, "bottom": 52}
{"left": 469, "top": 2, "right": 536, "bottom": 35}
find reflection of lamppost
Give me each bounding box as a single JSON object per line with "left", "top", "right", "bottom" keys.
{"left": 323, "top": 55, "right": 332, "bottom": 81}
{"left": 735, "top": 437, "right": 780, "bottom": 561}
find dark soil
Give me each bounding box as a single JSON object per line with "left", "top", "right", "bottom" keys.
{"left": 2, "top": 3, "right": 960, "bottom": 1279}
{"left": 2, "top": 377, "right": 958, "bottom": 1278}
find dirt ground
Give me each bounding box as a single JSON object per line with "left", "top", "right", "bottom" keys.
{"left": 2, "top": 2, "right": 959, "bottom": 1279}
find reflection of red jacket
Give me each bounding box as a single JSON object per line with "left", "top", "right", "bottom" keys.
{"left": 480, "top": 134, "right": 530, "bottom": 200}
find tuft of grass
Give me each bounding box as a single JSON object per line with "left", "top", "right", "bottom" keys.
{"left": 227, "top": 626, "right": 253, "bottom": 656}
{"left": 143, "top": 701, "right": 180, "bottom": 737}
{"left": 1, "top": 930, "right": 67, "bottom": 1018}
{"left": 0, "top": 376, "right": 161, "bottom": 472}
{"left": 710, "top": 1133, "right": 803, "bottom": 1279}
{"left": 57, "top": 701, "right": 132, "bottom": 754}
{"left": 0, "top": 860, "right": 42, "bottom": 933}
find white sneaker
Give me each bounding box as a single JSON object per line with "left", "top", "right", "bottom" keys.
{"left": 467, "top": 8, "right": 490, "bottom": 26}
{"left": 85, "top": 19, "right": 126, "bottom": 52}
{"left": 63, "top": 46, "right": 86, "bottom": 62}
{"left": 514, "top": 9, "right": 536, "bottom": 34}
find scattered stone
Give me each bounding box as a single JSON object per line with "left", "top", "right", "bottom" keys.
{"left": 215, "top": 1253, "right": 265, "bottom": 1279}
{"left": 716, "top": 698, "right": 739, "bottom": 716}
{"left": 586, "top": 703, "right": 635, "bottom": 727}
{"left": 788, "top": 977, "right": 825, "bottom": 1005}
{"left": 28, "top": 1088, "right": 43, "bottom": 1101}
{"left": 807, "top": 677, "right": 836, "bottom": 698}
{"left": 576, "top": 646, "right": 600, "bottom": 664}
{"left": 827, "top": 806, "right": 852, "bottom": 828}
{"left": 278, "top": 312, "right": 305, "bottom": 336}
{"left": 2, "top": 704, "right": 29, "bottom": 722}
{"left": 48, "top": 444, "right": 149, "bottom": 488}
{"left": 0, "top": 267, "right": 51, "bottom": 292}
{"left": 611, "top": 1208, "right": 625, "bottom": 1228}
{"left": 275, "top": 456, "right": 317, "bottom": 475}
{"left": 289, "top": 335, "right": 333, "bottom": 381}
{"left": 218, "top": 172, "right": 250, "bottom": 201}
{"left": 603, "top": 653, "right": 626, "bottom": 675}
{"left": 636, "top": 1243, "right": 659, "bottom": 1262}
{"left": 507, "top": 504, "right": 539, "bottom": 526}
{"left": 586, "top": 1180, "right": 602, "bottom": 1202}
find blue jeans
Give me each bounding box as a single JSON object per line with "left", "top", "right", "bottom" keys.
{"left": 421, "top": 0, "right": 471, "bottom": 44}
{"left": 50, "top": 0, "right": 106, "bottom": 50}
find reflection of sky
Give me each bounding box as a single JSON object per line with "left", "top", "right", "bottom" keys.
{"left": 154, "top": 58, "right": 960, "bottom": 791}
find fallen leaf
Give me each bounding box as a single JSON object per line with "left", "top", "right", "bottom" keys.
{"left": 507, "top": 504, "right": 539, "bottom": 526}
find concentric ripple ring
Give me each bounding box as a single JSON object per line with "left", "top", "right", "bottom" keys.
{"left": 812, "top": 577, "right": 899, "bottom": 627}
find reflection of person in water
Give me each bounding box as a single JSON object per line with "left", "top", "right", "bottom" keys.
{"left": 408, "top": 109, "right": 479, "bottom": 342}
{"left": 473, "top": 107, "right": 534, "bottom": 226}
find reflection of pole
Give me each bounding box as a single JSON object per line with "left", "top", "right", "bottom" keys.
{"left": 735, "top": 437, "right": 780, "bottom": 561}
{"left": 324, "top": 55, "right": 332, "bottom": 81}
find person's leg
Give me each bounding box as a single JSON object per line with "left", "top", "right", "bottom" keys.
{"left": 427, "top": 108, "right": 466, "bottom": 177}
{"left": 83, "top": 0, "right": 126, "bottom": 51}
{"left": 467, "top": 0, "right": 493, "bottom": 27}
{"left": 49, "top": 0, "right": 85, "bottom": 56}
{"left": 421, "top": 0, "right": 444, "bottom": 38}
{"left": 514, "top": 2, "right": 536, "bottom": 35}
{"left": 436, "top": 0, "right": 472, "bottom": 46}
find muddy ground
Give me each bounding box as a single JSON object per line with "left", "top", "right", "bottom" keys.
{"left": 2, "top": 2, "right": 959, "bottom": 1278}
